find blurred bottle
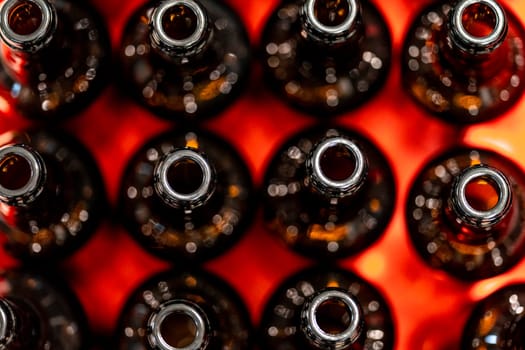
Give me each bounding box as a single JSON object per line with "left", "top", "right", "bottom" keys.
{"left": 118, "top": 0, "right": 251, "bottom": 122}
{"left": 118, "top": 128, "right": 255, "bottom": 262}
{"left": 0, "top": 0, "right": 111, "bottom": 122}
{"left": 262, "top": 126, "right": 395, "bottom": 259}
{"left": 259, "top": 265, "right": 394, "bottom": 349}
{"left": 406, "top": 148, "right": 525, "bottom": 280}
{"left": 0, "top": 128, "right": 106, "bottom": 262}
{"left": 260, "top": 0, "right": 391, "bottom": 116}
{"left": 0, "top": 268, "right": 89, "bottom": 349}
{"left": 462, "top": 283, "right": 525, "bottom": 349}
{"left": 115, "top": 267, "right": 252, "bottom": 350}
{"left": 402, "top": 0, "right": 525, "bottom": 124}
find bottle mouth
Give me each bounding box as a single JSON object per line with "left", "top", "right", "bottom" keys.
{"left": 449, "top": 164, "right": 512, "bottom": 228}
{"left": 449, "top": 0, "right": 507, "bottom": 55}
{"left": 301, "top": 289, "right": 363, "bottom": 349}
{"left": 0, "top": 0, "right": 55, "bottom": 51}
{"left": 154, "top": 148, "right": 215, "bottom": 209}
{"left": 301, "top": 0, "right": 359, "bottom": 44}
{"left": 147, "top": 300, "right": 210, "bottom": 350}
{"left": 150, "top": 0, "right": 208, "bottom": 56}
{"left": 307, "top": 136, "right": 368, "bottom": 198}
{"left": 0, "top": 144, "right": 45, "bottom": 206}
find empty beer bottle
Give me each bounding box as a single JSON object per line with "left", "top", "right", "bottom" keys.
{"left": 262, "top": 126, "right": 395, "bottom": 259}
{"left": 0, "top": 128, "right": 106, "bottom": 262}
{"left": 119, "top": 0, "right": 251, "bottom": 121}
{"left": 115, "top": 267, "right": 253, "bottom": 350}
{"left": 0, "top": 0, "right": 111, "bottom": 121}
{"left": 259, "top": 265, "right": 394, "bottom": 349}
{"left": 462, "top": 283, "right": 525, "bottom": 349}
{"left": 118, "top": 128, "right": 255, "bottom": 262}
{"left": 402, "top": 0, "right": 525, "bottom": 123}
{"left": 406, "top": 148, "right": 525, "bottom": 280}
{"left": 260, "top": 0, "right": 391, "bottom": 116}
{"left": 0, "top": 269, "right": 89, "bottom": 349}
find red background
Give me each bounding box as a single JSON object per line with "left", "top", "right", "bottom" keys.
{"left": 2, "top": 0, "right": 525, "bottom": 348}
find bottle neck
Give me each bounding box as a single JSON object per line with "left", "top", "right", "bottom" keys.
{"left": 306, "top": 136, "right": 368, "bottom": 199}
{"left": 300, "top": 0, "right": 363, "bottom": 46}
{"left": 0, "top": 297, "right": 40, "bottom": 349}
{"left": 447, "top": 164, "right": 512, "bottom": 239}
{"left": 0, "top": 144, "right": 46, "bottom": 207}
{"left": 300, "top": 288, "right": 364, "bottom": 349}
{"left": 154, "top": 147, "right": 216, "bottom": 210}
{"left": 149, "top": 0, "right": 212, "bottom": 58}
{"left": 147, "top": 300, "right": 211, "bottom": 350}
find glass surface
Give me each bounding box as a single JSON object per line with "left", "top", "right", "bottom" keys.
{"left": 118, "top": 128, "right": 255, "bottom": 262}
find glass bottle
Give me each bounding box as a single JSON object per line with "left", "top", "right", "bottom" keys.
{"left": 259, "top": 265, "right": 394, "bottom": 349}
{"left": 118, "top": 128, "right": 255, "bottom": 262}
{"left": 115, "top": 267, "right": 253, "bottom": 350}
{"left": 402, "top": 0, "right": 525, "bottom": 124}
{"left": 0, "top": 0, "right": 111, "bottom": 122}
{"left": 0, "top": 128, "right": 107, "bottom": 262}
{"left": 118, "top": 0, "right": 251, "bottom": 122}
{"left": 0, "top": 268, "right": 89, "bottom": 349}
{"left": 406, "top": 148, "right": 525, "bottom": 280}
{"left": 262, "top": 126, "right": 395, "bottom": 259}
{"left": 260, "top": 0, "right": 391, "bottom": 116}
{"left": 462, "top": 283, "right": 525, "bottom": 349}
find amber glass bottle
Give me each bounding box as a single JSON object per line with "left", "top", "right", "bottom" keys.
{"left": 402, "top": 0, "right": 525, "bottom": 124}
{"left": 118, "top": 128, "right": 255, "bottom": 262}
{"left": 0, "top": 269, "right": 89, "bottom": 349}
{"left": 0, "top": 129, "right": 106, "bottom": 262}
{"left": 115, "top": 267, "right": 253, "bottom": 350}
{"left": 119, "top": 0, "right": 251, "bottom": 121}
{"left": 262, "top": 126, "right": 395, "bottom": 259}
{"left": 406, "top": 148, "right": 525, "bottom": 280}
{"left": 260, "top": 0, "right": 391, "bottom": 116}
{"left": 462, "top": 283, "right": 525, "bottom": 349}
{"left": 0, "top": 0, "right": 111, "bottom": 121}
{"left": 259, "top": 265, "right": 394, "bottom": 349}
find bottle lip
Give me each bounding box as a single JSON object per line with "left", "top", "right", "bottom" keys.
{"left": 301, "top": 0, "right": 359, "bottom": 44}
{"left": 449, "top": 164, "right": 512, "bottom": 229}
{"left": 153, "top": 148, "right": 215, "bottom": 209}
{"left": 147, "top": 300, "right": 210, "bottom": 350}
{"left": 301, "top": 288, "right": 363, "bottom": 348}
{"left": 307, "top": 136, "right": 367, "bottom": 198}
{"left": 0, "top": 144, "right": 46, "bottom": 206}
{"left": 0, "top": 299, "right": 15, "bottom": 347}
{"left": 448, "top": 0, "right": 507, "bottom": 55}
{"left": 150, "top": 0, "right": 208, "bottom": 57}
{"left": 0, "top": 0, "right": 56, "bottom": 52}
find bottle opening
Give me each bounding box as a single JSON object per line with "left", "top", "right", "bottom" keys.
{"left": 161, "top": 3, "right": 198, "bottom": 41}
{"left": 0, "top": 153, "right": 32, "bottom": 191}
{"left": 313, "top": 0, "right": 350, "bottom": 27}
{"left": 319, "top": 143, "right": 357, "bottom": 182}
{"left": 167, "top": 157, "right": 204, "bottom": 195}
{"left": 315, "top": 298, "right": 352, "bottom": 335}
{"left": 159, "top": 311, "right": 198, "bottom": 348}
{"left": 7, "top": 0, "right": 42, "bottom": 36}
{"left": 464, "top": 176, "right": 500, "bottom": 211}
{"left": 461, "top": 3, "right": 498, "bottom": 38}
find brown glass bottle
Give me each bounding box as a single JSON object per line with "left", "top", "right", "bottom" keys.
{"left": 402, "top": 0, "right": 525, "bottom": 124}
{"left": 115, "top": 267, "right": 253, "bottom": 350}
{"left": 118, "top": 0, "right": 251, "bottom": 122}
{"left": 118, "top": 128, "right": 255, "bottom": 262}
{"left": 262, "top": 126, "right": 395, "bottom": 259}
{"left": 260, "top": 0, "right": 391, "bottom": 116}
{"left": 259, "top": 265, "right": 394, "bottom": 349}
{"left": 0, "top": 269, "right": 90, "bottom": 349}
{"left": 0, "top": 128, "right": 106, "bottom": 262}
{"left": 0, "top": 0, "right": 111, "bottom": 122}
{"left": 406, "top": 148, "right": 525, "bottom": 280}
{"left": 462, "top": 283, "right": 525, "bottom": 349}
